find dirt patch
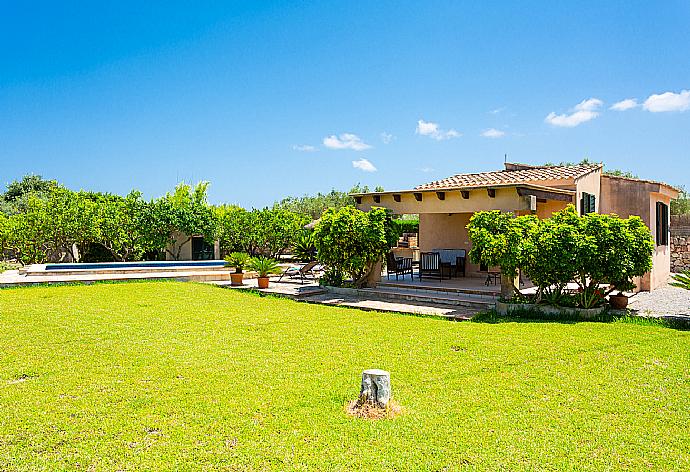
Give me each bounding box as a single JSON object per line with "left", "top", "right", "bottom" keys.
{"left": 345, "top": 400, "right": 403, "bottom": 420}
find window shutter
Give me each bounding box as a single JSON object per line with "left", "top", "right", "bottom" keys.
{"left": 588, "top": 194, "right": 596, "bottom": 213}
{"left": 656, "top": 202, "right": 669, "bottom": 246}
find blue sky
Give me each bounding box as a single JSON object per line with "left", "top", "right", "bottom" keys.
{"left": 1, "top": 1, "right": 689, "bottom": 207}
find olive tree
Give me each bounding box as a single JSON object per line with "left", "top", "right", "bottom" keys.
{"left": 467, "top": 210, "right": 538, "bottom": 297}
{"left": 313, "top": 206, "right": 397, "bottom": 288}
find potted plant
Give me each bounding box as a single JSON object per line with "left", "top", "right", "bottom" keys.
{"left": 609, "top": 280, "right": 636, "bottom": 309}
{"left": 225, "top": 252, "right": 250, "bottom": 286}
{"left": 247, "top": 256, "right": 281, "bottom": 289}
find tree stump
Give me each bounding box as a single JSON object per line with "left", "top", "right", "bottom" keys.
{"left": 359, "top": 369, "right": 391, "bottom": 408}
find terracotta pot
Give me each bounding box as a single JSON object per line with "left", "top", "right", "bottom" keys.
{"left": 257, "top": 277, "right": 270, "bottom": 289}
{"left": 609, "top": 294, "right": 629, "bottom": 309}
{"left": 230, "top": 273, "right": 244, "bottom": 286}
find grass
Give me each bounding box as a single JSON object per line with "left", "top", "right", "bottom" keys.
{"left": 1, "top": 281, "right": 689, "bottom": 470}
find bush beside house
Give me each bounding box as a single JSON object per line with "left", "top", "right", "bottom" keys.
{"left": 468, "top": 205, "right": 654, "bottom": 310}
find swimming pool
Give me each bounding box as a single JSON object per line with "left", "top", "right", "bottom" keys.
{"left": 44, "top": 260, "right": 226, "bottom": 271}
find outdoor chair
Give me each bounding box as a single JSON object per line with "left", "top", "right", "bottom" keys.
{"left": 277, "top": 260, "right": 323, "bottom": 284}
{"left": 419, "top": 252, "right": 448, "bottom": 281}
{"left": 386, "top": 251, "right": 413, "bottom": 280}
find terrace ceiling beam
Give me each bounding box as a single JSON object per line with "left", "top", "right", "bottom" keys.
{"left": 516, "top": 187, "right": 574, "bottom": 202}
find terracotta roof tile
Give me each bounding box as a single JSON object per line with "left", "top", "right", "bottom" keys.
{"left": 414, "top": 163, "right": 602, "bottom": 190}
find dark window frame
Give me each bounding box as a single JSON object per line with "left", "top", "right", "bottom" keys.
{"left": 580, "top": 192, "right": 596, "bottom": 215}
{"left": 656, "top": 201, "right": 669, "bottom": 246}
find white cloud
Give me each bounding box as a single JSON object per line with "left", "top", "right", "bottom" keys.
{"left": 380, "top": 132, "right": 395, "bottom": 144}
{"left": 292, "top": 144, "right": 316, "bottom": 152}
{"left": 489, "top": 107, "right": 506, "bottom": 115}
{"left": 481, "top": 128, "right": 506, "bottom": 138}
{"left": 415, "top": 119, "right": 461, "bottom": 140}
{"left": 643, "top": 90, "right": 690, "bottom": 112}
{"left": 323, "top": 133, "right": 372, "bottom": 151}
{"left": 352, "top": 158, "right": 377, "bottom": 172}
{"left": 419, "top": 167, "right": 435, "bottom": 173}
{"left": 545, "top": 97, "right": 603, "bottom": 127}
{"left": 610, "top": 98, "right": 638, "bottom": 111}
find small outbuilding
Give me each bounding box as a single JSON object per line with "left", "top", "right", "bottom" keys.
{"left": 352, "top": 162, "right": 679, "bottom": 291}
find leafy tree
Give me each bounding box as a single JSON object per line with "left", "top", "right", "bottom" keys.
{"left": 43, "top": 188, "right": 99, "bottom": 262}
{"left": 522, "top": 206, "right": 581, "bottom": 301}
{"left": 95, "top": 192, "right": 150, "bottom": 261}
{"left": 313, "top": 206, "right": 397, "bottom": 287}
{"left": 576, "top": 211, "right": 653, "bottom": 298}
{"left": 215, "top": 205, "right": 251, "bottom": 255}
{"left": 3, "top": 175, "right": 57, "bottom": 202}
{"left": 467, "top": 211, "right": 538, "bottom": 296}
{"left": 246, "top": 208, "right": 307, "bottom": 257}
{"left": 5, "top": 195, "right": 51, "bottom": 264}
{"left": 671, "top": 187, "right": 689, "bottom": 215}
{"left": 154, "top": 182, "right": 218, "bottom": 260}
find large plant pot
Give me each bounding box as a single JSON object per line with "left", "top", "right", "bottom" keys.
{"left": 257, "top": 277, "right": 270, "bottom": 289}
{"left": 609, "top": 294, "right": 629, "bottom": 310}
{"left": 230, "top": 273, "right": 244, "bottom": 286}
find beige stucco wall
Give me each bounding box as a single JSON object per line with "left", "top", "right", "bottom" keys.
{"left": 165, "top": 231, "right": 220, "bottom": 261}
{"left": 575, "top": 169, "right": 601, "bottom": 214}
{"left": 418, "top": 213, "right": 489, "bottom": 274}
{"left": 599, "top": 176, "right": 677, "bottom": 291}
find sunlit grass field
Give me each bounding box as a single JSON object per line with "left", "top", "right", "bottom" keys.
{"left": 1, "top": 281, "right": 688, "bottom": 470}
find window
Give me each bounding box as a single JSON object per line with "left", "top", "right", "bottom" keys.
{"left": 580, "top": 192, "right": 596, "bottom": 215}
{"left": 656, "top": 202, "right": 669, "bottom": 246}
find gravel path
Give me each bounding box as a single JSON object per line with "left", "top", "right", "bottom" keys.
{"left": 628, "top": 285, "right": 690, "bottom": 318}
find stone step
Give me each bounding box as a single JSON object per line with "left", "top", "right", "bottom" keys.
{"left": 377, "top": 280, "right": 500, "bottom": 298}
{"left": 328, "top": 285, "right": 494, "bottom": 310}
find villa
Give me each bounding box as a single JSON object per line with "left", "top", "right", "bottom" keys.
{"left": 352, "top": 162, "right": 679, "bottom": 291}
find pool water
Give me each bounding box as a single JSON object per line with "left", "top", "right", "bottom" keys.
{"left": 44, "top": 260, "right": 226, "bottom": 271}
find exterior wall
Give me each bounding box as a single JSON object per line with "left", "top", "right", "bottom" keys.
{"left": 599, "top": 176, "right": 652, "bottom": 221}
{"left": 600, "top": 176, "right": 677, "bottom": 291}
{"left": 644, "top": 191, "right": 674, "bottom": 290}
{"left": 575, "top": 169, "right": 601, "bottom": 214}
{"left": 165, "top": 231, "right": 220, "bottom": 261}
{"left": 671, "top": 215, "right": 690, "bottom": 273}
{"left": 418, "top": 213, "right": 489, "bottom": 275}
{"left": 356, "top": 187, "right": 533, "bottom": 214}
{"left": 536, "top": 200, "right": 568, "bottom": 219}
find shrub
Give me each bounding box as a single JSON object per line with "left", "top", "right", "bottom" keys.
{"left": 467, "top": 211, "right": 538, "bottom": 295}
{"left": 468, "top": 205, "right": 654, "bottom": 307}
{"left": 225, "top": 252, "right": 250, "bottom": 273}
{"left": 293, "top": 231, "right": 317, "bottom": 262}
{"left": 313, "top": 207, "right": 397, "bottom": 288}
{"left": 670, "top": 271, "right": 690, "bottom": 290}
{"left": 247, "top": 256, "right": 281, "bottom": 277}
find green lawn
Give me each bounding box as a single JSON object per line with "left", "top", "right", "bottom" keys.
{"left": 1, "top": 282, "right": 689, "bottom": 470}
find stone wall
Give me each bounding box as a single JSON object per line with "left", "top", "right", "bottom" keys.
{"left": 671, "top": 215, "right": 690, "bottom": 273}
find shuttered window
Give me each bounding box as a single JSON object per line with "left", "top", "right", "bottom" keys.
{"left": 580, "top": 192, "right": 596, "bottom": 215}
{"left": 656, "top": 201, "right": 669, "bottom": 246}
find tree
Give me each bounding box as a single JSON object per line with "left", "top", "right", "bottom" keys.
{"left": 95, "top": 192, "right": 150, "bottom": 261}
{"left": 3, "top": 175, "right": 57, "bottom": 202}
{"left": 313, "top": 206, "right": 397, "bottom": 288}
{"left": 245, "top": 208, "right": 307, "bottom": 257}
{"left": 5, "top": 195, "right": 51, "bottom": 264}
{"left": 467, "top": 211, "right": 538, "bottom": 297}
{"left": 522, "top": 206, "right": 581, "bottom": 301}
{"left": 43, "top": 188, "right": 98, "bottom": 262}
{"left": 671, "top": 187, "right": 689, "bottom": 215}
{"left": 155, "top": 182, "right": 218, "bottom": 260}
{"left": 215, "top": 205, "right": 251, "bottom": 255}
